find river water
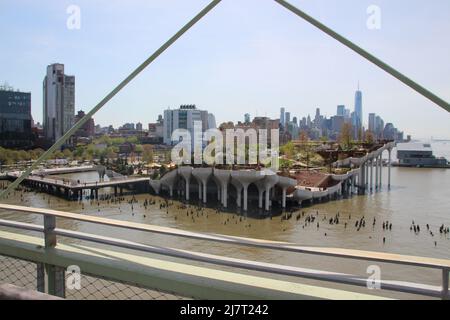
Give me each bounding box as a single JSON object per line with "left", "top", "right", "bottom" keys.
{"left": 1, "top": 141, "right": 449, "bottom": 299}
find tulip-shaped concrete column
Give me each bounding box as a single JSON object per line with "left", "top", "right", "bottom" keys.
{"left": 370, "top": 159, "right": 374, "bottom": 192}
{"left": 160, "top": 169, "right": 177, "bottom": 197}
{"left": 149, "top": 180, "right": 161, "bottom": 195}
{"left": 263, "top": 172, "right": 279, "bottom": 211}
{"left": 378, "top": 154, "right": 383, "bottom": 189}
{"left": 197, "top": 180, "right": 202, "bottom": 200}
{"left": 365, "top": 162, "right": 369, "bottom": 190}
{"left": 192, "top": 168, "right": 213, "bottom": 204}
{"left": 277, "top": 176, "right": 297, "bottom": 208}
{"left": 231, "top": 170, "right": 264, "bottom": 211}
{"left": 178, "top": 166, "right": 193, "bottom": 201}
{"left": 351, "top": 173, "right": 356, "bottom": 195}
{"left": 231, "top": 178, "right": 243, "bottom": 208}
{"left": 375, "top": 156, "right": 379, "bottom": 191}
{"left": 216, "top": 181, "right": 221, "bottom": 201}
{"left": 255, "top": 180, "right": 266, "bottom": 209}
{"left": 388, "top": 148, "right": 392, "bottom": 189}
{"left": 358, "top": 164, "right": 365, "bottom": 194}
{"left": 214, "top": 169, "right": 231, "bottom": 208}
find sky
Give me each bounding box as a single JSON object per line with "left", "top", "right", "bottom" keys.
{"left": 1, "top": 0, "right": 449, "bottom": 140}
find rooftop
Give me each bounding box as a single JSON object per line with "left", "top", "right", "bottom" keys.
{"left": 397, "top": 143, "right": 432, "bottom": 152}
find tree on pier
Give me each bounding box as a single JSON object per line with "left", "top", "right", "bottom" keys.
{"left": 339, "top": 123, "right": 353, "bottom": 150}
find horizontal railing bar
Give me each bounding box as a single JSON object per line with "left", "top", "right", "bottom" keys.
{"left": 0, "top": 218, "right": 442, "bottom": 298}
{"left": 1, "top": 204, "right": 450, "bottom": 271}
{"left": 0, "top": 219, "right": 44, "bottom": 233}
{"left": 53, "top": 228, "right": 441, "bottom": 298}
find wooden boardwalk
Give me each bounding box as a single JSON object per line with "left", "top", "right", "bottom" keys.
{"left": 6, "top": 169, "right": 150, "bottom": 200}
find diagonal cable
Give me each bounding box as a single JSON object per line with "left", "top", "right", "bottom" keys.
{"left": 0, "top": 0, "right": 221, "bottom": 200}
{"left": 275, "top": 0, "right": 450, "bottom": 113}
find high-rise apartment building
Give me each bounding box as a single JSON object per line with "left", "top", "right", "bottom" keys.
{"left": 43, "top": 64, "right": 75, "bottom": 144}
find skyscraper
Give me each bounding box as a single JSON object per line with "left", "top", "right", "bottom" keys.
{"left": 354, "top": 86, "right": 363, "bottom": 131}
{"left": 368, "top": 113, "right": 376, "bottom": 133}
{"left": 285, "top": 112, "right": 291, "bottom": 125}
{"left": 43, "top": 64, "right": 75, "bottom": 144}
{"left": 337, "top": 105, "right": 346, "bottom": 117}
{"left": 375, "top": 115, "right": 384, "bottom": 138}
{"left": 314, "top": 108, "right": 322, "bottom": 128}
{"left": 280, "top": 107, "right": 285, "bottom": 127}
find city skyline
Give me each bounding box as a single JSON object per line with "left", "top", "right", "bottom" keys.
{"left": 1, "top": 0, "right": 449, "bottom": 139}
{"left": 1, "top": 1, "right": 450, "bottom": 303}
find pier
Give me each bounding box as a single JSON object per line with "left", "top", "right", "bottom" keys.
{"left": 5, "top": 167, "right": 150, "bottom": 200}
{"left": 149, "top": 142, "right": 395, "bottom": 211}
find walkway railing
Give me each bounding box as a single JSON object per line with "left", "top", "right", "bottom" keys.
{"left": 0, "top": 203, "right": 448, "bottom": 300}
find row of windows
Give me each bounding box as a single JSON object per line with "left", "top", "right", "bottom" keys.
{"left": 0, "top": 119, "right": 31, "bottom": 133}
{"left": 3, "top": 101, "right": 30, "bottom": 107}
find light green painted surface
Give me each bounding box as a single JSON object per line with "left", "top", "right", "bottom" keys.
{"left": 0, "top": 230, "right": 389, "bottom": 300}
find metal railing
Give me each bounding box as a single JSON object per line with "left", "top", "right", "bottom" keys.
{"left": 0, "top": 203, "right": 448, "bottom": 300}
{"left": 0, "top": 254, "right": 188, "bottom": 300}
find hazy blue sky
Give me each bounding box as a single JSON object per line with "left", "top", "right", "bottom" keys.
{"left": 1, "top": 0, "right": 449, "bottom": 139}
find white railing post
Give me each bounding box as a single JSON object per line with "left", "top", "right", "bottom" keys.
{"left": 44, "top": 214, "right": 56, "bottom": 248}
{"left": 43, "top": 214, "right": 65, "bottom": 298}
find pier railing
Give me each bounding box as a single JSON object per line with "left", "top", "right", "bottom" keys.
{"left": 0, "top": 203, "right": 448, "bottom": 300}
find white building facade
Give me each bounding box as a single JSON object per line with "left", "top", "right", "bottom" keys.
{"left": 43, "top": 63, "right": 75, "bottom": 143}
{"left": 163, "top": 105, "right": 216, "bottom": 146}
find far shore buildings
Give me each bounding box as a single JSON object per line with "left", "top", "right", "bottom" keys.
{"left": 0, "top": 84, "right": 34, "bottom": 148}
{"left": 396, "top": 143, "right": 448, "bottom": 167}
{"left": 147, "top": 115, "right": 164, "bottom": 144}
{"left": 277, "top": 86, "right": 406, "bottom": 143}
{"left": 74, "top": 110, "right": 95, "bottom": 138}
{"left": 219, "top": 116, "right": 279, "bottom": 145}
{"left": 163, "top": 105, "right": 216, "bottom": 146}
{"left": 43, "top": 63, "right": 75, "bottom": 144}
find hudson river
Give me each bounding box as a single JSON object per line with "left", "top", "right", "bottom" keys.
{"left": 1, "top": 141, "right": 449, "bottom": 299}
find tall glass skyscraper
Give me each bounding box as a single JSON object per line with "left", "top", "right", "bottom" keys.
{"left": 354, "top": 88, "right": 363, "bottom": 130}
{"left": 280, "top": 107, "right": 285, "bottom": 127}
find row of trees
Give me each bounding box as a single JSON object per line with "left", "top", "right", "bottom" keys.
{"left": 1, "top": 136, "right": 155, "bottom": 167}
{"left": 0, "top": 147, "right": 45, "bottom": 166}
{"left": 338, "top": 123, "right": 376, "bottom": 150}
{"left": 279, "top": 125, "right": 378, "bottom": 171}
